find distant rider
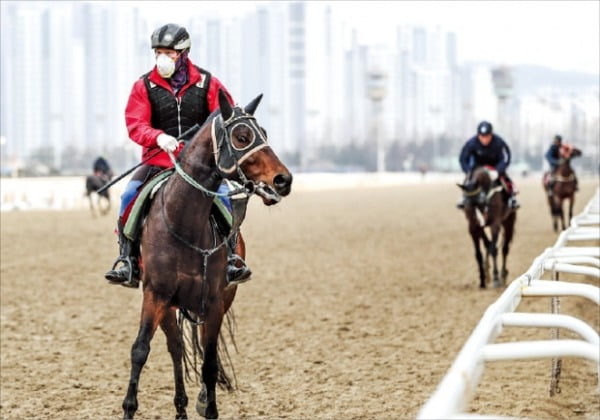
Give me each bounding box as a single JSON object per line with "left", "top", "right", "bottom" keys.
{"left": 544, "top": 134, "right": 579, "bottom": 195}
{"left": 457, "top": 121, "right": 520, "bottom": 209}
{"left": 93, "top": 156, "right": 113, "bottom": 181}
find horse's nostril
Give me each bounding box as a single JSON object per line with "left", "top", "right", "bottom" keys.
{"left": 274, "top": 173, "right": 291, "bottom": 188}
{"left": 273, "top": 173, "right": 292, "bottom": 195}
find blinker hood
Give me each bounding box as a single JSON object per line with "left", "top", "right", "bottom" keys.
{"left": 211, "top": 113, "right": 269, "bottom": 175}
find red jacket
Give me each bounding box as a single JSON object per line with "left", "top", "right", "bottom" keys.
{"left": 124, "top": 59, "right": 234, "bottom": 168}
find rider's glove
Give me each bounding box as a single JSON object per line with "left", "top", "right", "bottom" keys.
{"left": 487, "top": 169, "right": 499, "bottom": 180}
{"left": 157, "top": 133, "right": 179, "bottom": 153}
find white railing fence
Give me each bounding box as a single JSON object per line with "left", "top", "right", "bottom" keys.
{"left": 418, "top": 188, "right": 600, "bottom": 419}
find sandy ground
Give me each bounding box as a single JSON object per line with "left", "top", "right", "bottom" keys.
{"left": 1, "top": 176, "right": 598, "bottom": 419}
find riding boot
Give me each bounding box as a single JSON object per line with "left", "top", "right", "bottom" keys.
{"left": 104, "top": 219, "right": 140, "bottom": 288}
{"left": 226, "top": 232, "right": 252, "bottom": 286}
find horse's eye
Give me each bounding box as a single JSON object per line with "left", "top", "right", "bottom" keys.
{"left": 231, "top": 123, "right": 256, "bottom": 150}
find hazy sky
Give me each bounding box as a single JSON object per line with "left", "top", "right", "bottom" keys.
{"left": 132, "top": 0, "right": 600, "bottom": 74}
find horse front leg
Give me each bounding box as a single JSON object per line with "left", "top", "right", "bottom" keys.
{"left": 196, "top": 305, "right": 224, "bottom": 419}
{"left": 160, "top": 308, "right": 188, "bottom": 419}
{"left": 122, "top": 292, "right": 166, "bottom": 419}
{"left": 469, "top": 226, "right": 486, "bottom": 288}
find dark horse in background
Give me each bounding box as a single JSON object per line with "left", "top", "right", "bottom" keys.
{"left": 85, "top": 172, "right": 112, "bottom": 216}
{"left": 458, "top": 166, "right": 517, "bottom": 288}
{"left": 543, "top": 144, "right": 582, "bottom": 232}
{"left": 120, "top": 91, "right": 292, "bottom": 419}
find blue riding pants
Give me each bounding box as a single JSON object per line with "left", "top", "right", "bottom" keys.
{"left": 217, "top": 183, "right": 232, "bottom": 212}
{"left": 119, "top": 180, "right": 143, "bottom": 216}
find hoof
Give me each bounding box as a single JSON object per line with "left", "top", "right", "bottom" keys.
{"left": 196, "top": 384, "right": 207, "bottom": 417}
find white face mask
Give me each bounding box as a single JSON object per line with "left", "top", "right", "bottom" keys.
{"left": 156, "top": 54, "right": 175, "bottom": 78}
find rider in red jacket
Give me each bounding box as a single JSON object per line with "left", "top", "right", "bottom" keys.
{"left": 105, "top": 23, "right": 251, "bottom": 288}
{"left": 124, "top": 58, "right": 232, "bottom": 167}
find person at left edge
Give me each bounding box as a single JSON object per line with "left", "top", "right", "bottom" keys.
{"left": 104, "top": 23, "right": 252, "bottom": 288}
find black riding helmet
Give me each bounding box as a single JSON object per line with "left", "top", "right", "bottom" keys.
{"left": 151, "top": 23, "right": 191, "bottom": 51}
{"left": 477, "top": 121, "right": 493, "bottom": 135}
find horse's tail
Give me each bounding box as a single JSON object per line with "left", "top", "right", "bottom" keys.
{"left": 178, "top": 309, "right": 238, "bottom": 391}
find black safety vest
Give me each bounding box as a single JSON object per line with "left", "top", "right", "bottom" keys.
{"left": 143, "top": 66, "right": 212, "bottom": 138}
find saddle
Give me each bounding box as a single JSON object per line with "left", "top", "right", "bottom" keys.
{"left": 121, "top": 169, "right": 233, "bottom": 243}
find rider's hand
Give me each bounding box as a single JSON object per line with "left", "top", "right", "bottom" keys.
{"left": 157, "top": 133, "right": 179, "bottom": 153}
{"left": 488, "top": 169, "right": 499, "bottom": 180}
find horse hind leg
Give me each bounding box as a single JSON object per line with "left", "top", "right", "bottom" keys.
{"left": 568, "top": 195, "right": 575, "bottom": 227}
{"left": 87, "top": 194, "right": 97, "bottom": 218}
{"left": 500, "top": 214, "right": 516, "bottom": 286}
{"left": 160, "top": 308, "right": 188, "bottom": 419}
{"left": 100, "top": 196, "right": 111, "bottom": 216}
{"left": 122, "top": 295, "right": 167, "bottom": 419}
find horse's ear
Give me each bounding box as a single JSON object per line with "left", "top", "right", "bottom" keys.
{"left": 244, "top": 93, "right": 263, "bottom": 115}
{"left": 457, "top": 183, "right": 466, "bottom": 191}
{"left": 218, "top": 89, "right": 233, "bottom": 121}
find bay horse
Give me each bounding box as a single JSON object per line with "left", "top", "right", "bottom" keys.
{"left": 457, "top": 166, "right": 517, "bottom": 288}
{"left": 120, "top": 91, "right": 292, "bottom": 419}
{"left": 85, "top": 174, "right": 111, "bottom": 216}
{"left": 544, "top": 145, "right": 581, "bottom": 232}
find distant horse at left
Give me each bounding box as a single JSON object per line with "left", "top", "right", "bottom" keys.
{"left": 85, "top": 157, "right": 114, "bottom": 216}
{"left": 85, "top": 174, "right": 111, "bottom": 216}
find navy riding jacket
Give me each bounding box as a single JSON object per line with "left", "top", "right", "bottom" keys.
{"left": 545, "top": 144, "right": 561, "bottom": 170}
{"left": 459, "top": 134, "right": 511, "bottom": 174}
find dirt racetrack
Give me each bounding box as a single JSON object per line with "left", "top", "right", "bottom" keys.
{"left": 1, "top": 176, "right": 599, "bottom": 419}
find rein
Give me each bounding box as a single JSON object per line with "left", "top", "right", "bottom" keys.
{"left": 168, "top": 151, "right": 250, "bottom": 198}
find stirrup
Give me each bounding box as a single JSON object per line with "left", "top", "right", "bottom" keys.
{"left": 105, "top": 256, "right": 139, "bottom": 288}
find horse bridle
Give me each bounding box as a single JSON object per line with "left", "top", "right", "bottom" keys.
{"left": 168, "top": 108, "right": 280, "bottom": 203}
{"left": 462, "top": 170, "right": 504, "bottom": 209}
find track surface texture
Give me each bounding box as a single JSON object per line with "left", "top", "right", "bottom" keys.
{"left": 1, "top": 176, "right": 598, "bottom": 419}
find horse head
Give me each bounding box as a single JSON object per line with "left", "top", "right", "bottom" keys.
{"left": 457, "top": 166, "right": 497, "bottom": 207}
{"left": 559, "top": 144, "right": 582, "bottom": 161}
{"left": 211, "top": 90, "right": 292, "bottom": 205}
